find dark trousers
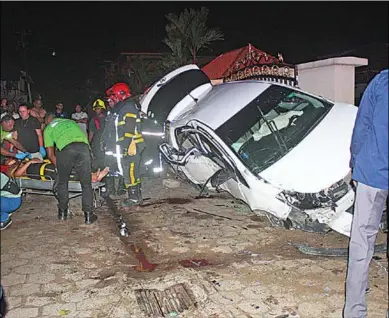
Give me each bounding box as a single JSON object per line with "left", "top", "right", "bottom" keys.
{"left": 56, "top": 142, "right": 93, "bottom": 213}
{"left": 92, "top": 146, "right": 106, "bottom": 170}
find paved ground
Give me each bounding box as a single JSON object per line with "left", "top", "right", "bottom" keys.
{"left": 1, "top": 177, "right": 387, "bottom": 318}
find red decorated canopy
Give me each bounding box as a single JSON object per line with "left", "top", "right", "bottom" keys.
{"left": 202, "top": 43, "right": 297, "bottom": 86}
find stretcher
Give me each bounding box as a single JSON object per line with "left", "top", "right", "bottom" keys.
{"left": 14, "top": 174, "right": 105, "bottom": 209}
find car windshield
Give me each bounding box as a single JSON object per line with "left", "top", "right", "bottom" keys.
{"left": 215, "top": 84, "right": 334, "bottom": 175}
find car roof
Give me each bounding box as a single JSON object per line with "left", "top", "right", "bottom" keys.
{"left": 171, "top": 80, "right": 272, "bottom": 130}
{"left": 171, "top": 80, "right": 334, "bottom": 130}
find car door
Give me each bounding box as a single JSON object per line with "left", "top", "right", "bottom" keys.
{"left": 165, "top": 122, "right": 249, "bottom": 202}
{"left": 140, "top": 64, "right": 212, "bottom": 123}
{"left": 139, "top": 65, "right": 213, "bottom": 175}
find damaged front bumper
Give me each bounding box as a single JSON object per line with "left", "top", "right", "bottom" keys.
{"left": 276, "top": 179, "right": 355, "bottom": 235}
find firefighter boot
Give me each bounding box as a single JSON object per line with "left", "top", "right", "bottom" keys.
{"left": 84, "top": 211, "right": 98, "bottom": 225}
{"left": 120, "top": 186, "right": 140, "bottom": 208}
{"left": 136, "top": 183, "right": 143, "bottom": 205}
{"left": 117, "top": 176, "right": 127, "bottom": 196}
{"left": 104, "top": 176, "right": 115, "bottom": 198}
{"left": 109, "top": 177, "right": 127, "bottom": 200}
{"left": 58, "top": 205, "right": 69, "bottom": 221}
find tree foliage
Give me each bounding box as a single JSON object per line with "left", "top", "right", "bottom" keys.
{"left": 162, "top": 7, "right": 224, "bottom": 69}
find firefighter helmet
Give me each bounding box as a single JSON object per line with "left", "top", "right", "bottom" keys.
{"left": 106, "top": 83, "right": 131, "bottom": 102}
{"left": 92, "top": 98, "right": 106, "bottom": 110}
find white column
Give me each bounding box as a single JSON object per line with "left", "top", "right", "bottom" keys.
{"left": 297, "top": 57, "right": 368, "bottom": 104}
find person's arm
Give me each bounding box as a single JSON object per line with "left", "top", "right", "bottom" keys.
{"left": 8, "top": 138, "right": 27, "bottom": 152}
{"left": 43, "top": 126, "right": 56, "bottom": 166}
{"left": 88, "top": 131, "right": 94, "bottom": 143}
{"left": 350, "top": 74, "right": 378, "bottom": 168}
{"left": 13, "top": 160, "right": 38, "bottom": 177}
{"left": 88, "top": 118, "right": 96, "bottom": 143}
{"left": 79, "top": 113, "right": 88, "bottom": 124}
{"left": 35, "top": 129, "right": 44, "bottom": 147}
{"left": 1, "top": 147, "right": 17, "bottom": 157}
{"left": 41, "top": 109, "right": 47, "bottom": 130}
{"left": 46, "top": 147, "right": 56, "bottom": 167}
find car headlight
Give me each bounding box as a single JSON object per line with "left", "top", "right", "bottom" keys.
{"left": 277, "top": 179, "right": 350, "bottom": 210}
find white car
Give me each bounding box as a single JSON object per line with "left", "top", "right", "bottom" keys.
{"left": 140, "top": 65, "right": 361, "bottom": 236}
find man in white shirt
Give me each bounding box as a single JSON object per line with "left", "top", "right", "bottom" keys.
{"left": 71, "top": 104, "right": 88, "bottom": 136}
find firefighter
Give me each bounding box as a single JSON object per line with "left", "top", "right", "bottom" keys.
{"left": 88, "top": 99, "right": 107, "bottom": 170}
{"left": 103, "top": 83, "right": 146, "bottom": 207}
{"left": 101, "top": 97, "right": 126, "bottom": 199}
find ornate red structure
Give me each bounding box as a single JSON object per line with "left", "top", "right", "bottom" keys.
{"left": 202, "top": 43, "right": 298, "bottom": 86}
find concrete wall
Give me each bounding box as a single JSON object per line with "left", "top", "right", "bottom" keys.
{"left": 297, "top": 57, "right": 368, "bottom": 105}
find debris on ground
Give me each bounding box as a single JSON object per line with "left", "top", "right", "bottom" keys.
{"left": 134, "top": 283, "right": 196, "bottom": 317}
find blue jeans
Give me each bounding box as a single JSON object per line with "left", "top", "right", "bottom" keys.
{"left": 0, "top": 196, "right": 22, "bottom": 222}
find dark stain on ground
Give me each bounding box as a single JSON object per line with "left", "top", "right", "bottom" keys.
{"left": 94, "top": 277, "right": 119, "bottom": 289}
{"left": 264, "top": 295, "right": 279, "bottom": 305}
{"left": 246, "top": 224, "right": 263, "bottom": 229}
{"left": 194, "top": 195, "right": 214, "bottom": 200}
{"left": 179, "top": 259, "right": 211, "bottom": 268}
{"left": 190, "top": 213, "right": 213, "bottom": 220}
{"left": 140, "top": 197, "right": 193, "bottom": 207}
{"left": 35, "top": 291, "right": 62, "bottom": 298}
{"left": 250, "top": 215, "right": 268, "bottom": 222}
{"left": 93, "top": 268, "right": 117, "bottom": 280}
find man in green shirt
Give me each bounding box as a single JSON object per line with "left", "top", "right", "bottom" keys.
{"left": 44, "top": 113, "right": 97, "bottom": 224}
{"left": 1, "top": 115, "right": 30, "bottom": 162}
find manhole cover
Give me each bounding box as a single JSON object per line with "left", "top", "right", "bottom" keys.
{"left": 135, "top": 283, "right": 196, "bottom": 317}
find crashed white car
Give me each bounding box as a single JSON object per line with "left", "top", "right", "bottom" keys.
{"left": 140, "top": 65, "right": 360, "bottom": 236}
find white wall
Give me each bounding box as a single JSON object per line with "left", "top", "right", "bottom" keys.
{"left": 297, "top": 57, "right": 368, "bottom": 105}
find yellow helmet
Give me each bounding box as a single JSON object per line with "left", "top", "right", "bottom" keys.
{"left": 92, "top": 98, "right": 106, "bottom": 110}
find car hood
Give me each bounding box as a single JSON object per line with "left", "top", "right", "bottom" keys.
{"left": 259, "top": 102, "right": 358, "bottom": 193}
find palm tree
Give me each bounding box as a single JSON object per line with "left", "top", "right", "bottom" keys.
{"left": 163, "top": 7, "right": 224, "bottom": 66}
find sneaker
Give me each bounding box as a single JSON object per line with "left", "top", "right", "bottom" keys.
{"left": 0, "top": 217, "right": 13, "bottom": 230}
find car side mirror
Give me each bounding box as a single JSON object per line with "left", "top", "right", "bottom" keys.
{"left": 210, "top": 168, "right": 235, "bottom": 187}
{"left": 159, "top": 143, "right": 198, "bottom": 166}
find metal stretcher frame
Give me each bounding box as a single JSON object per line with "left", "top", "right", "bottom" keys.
{"left": 14, "top": 174, "right": 105, "bottom": 209}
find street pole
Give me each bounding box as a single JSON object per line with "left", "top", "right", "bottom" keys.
{"left": 20, "top": 29, "right": 32, "bottom": 103}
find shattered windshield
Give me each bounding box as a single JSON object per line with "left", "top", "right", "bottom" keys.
{"left": 215, "top": 85, "right": 333, "bottom": 175}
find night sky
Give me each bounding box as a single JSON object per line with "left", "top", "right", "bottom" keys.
{"left": 1, "top": 1, "right": 388, "bottom": 111}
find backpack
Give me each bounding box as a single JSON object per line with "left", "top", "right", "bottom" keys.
{"left": 1, "top": 172, "right": 21, "bottom": 195}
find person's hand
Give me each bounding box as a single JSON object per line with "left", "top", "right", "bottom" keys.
{"left": 39, "top": 146, "right": 47, "bottom": 158}
{"left": 25, "top": 152, "right": 32, "bottom": 159}
{"left": 15, "top": 152, "right": 28, "bottom": 160}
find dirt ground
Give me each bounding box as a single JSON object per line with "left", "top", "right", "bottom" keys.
{"left": 1, "top": 176, "right": 387, "bottom": 318}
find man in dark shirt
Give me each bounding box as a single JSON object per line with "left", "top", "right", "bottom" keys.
{"left": 13, "top": 104, "right": 46, "bottom": 159}
{"left": 54, "top": 102, "right": 69, "bottom": 118}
